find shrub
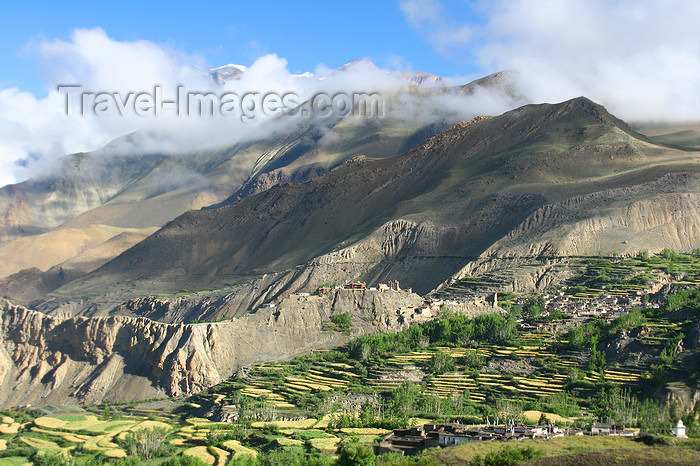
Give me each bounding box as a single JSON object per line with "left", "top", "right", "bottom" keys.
{"left": 330, "top": 313, "right": 352, "bottom": 333}
{"left": 471, "top": 445, "right": 543, "bottom": 466}
{"left": 118, "top": 427, "right": 173, "bottom": 460}
{"left": 161, "top": 455, "right": 210, "bottom": 466}
{"left": 30, "top": 451, "right": 74, "bottom": 466}
{"left": 115, "top": 458, "right": 147, "bottom": 466}
{"left": 0, "top": 445, "right": 36, "bottom": 459}
{"left": 338, "top": 436, "right": 376, "bottom": 466}
{"left": 459, "top": 351, "right": 486, "bottom": 370}
{"left": 523, "top": 295, "right": 545, "bottom": 318}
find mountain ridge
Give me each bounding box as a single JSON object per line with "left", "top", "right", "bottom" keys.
{"left": 44, "top": 97, "right": 700, "bottom": 307}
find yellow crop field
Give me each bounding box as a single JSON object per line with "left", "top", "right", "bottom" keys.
{"left": 34, "top": 417, "right": 69, "bottom": 429}
{"left": 523, "top": 410, "right": 574, "bottom": 424}
{"left": 309, "top": 368, "right": 354, "bottom": 378}
{"left": 305, "top": 373, "right": 348, "bottom": 387}
{"left": 33, "top": 415, "right": 139, "bottom": 435}
{"left": 185, "top": 417, "right": 212, "bottom": 425}
{"left": 0, "top": 422, "right": 20, "bottom": 434}
{"left": 309, "top": 437, "right": 340, "bottom": 452}
{"left": 284, "top": 377, "right": 334, "bottom": 391}
{"left": 286, "top": 382, "right": 314, "bottom": 391}
{"left": 184, "top": 446, "right": 216, "bottom": 464}
{"left": 83, "top": 435, "right": 109, "bottom": 451}
{"left": 276, "top": 437, "right": 305, "bottom": 446}
{"left": 103, "top": 449, "right": 127, "bottom": 459}
{"left": 131, "top": 420, "right": 172, "bottom": 431}
{"left": 252, "top": 419, "right": 318, "bottom": 429}
{"left": 20, "top": 437, "right": 62, "bottom": 451}
{"left": 97, "top": 437, "right": 119, "bottom": 449}
{"left": 328, "top": 362, "right": 354, "bottom": 369}
{"left": 338, "top": 428, "right": 389, "bottom": 435}
{"left": 211, "top": 446, "right": 230, "bottom": 466}
{"left": 222, "top": 439, "right": 258, "bottom": 457}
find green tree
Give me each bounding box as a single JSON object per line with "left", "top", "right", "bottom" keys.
{"left": 472, "top": 314, "right": 517, "bottom": 343}
{"left": 426, "top": 351, "right": 456, "bottom": 375}
{"left": 100, "top": 404, "right": 111, "bottom": 420}
{"left": 118, "top": 427, "right": 173, "bottom": 460}
{"left": 523, "top": 295, "right": 545, "bottom": 319}
{"left": 330, "top": 313, "right": 352, "bottom": 333}
{"left": 661, "top": 248, "right": 678, "bottom": 261}
{"left": 588, "top": 341, "right": 607, "bottom": 374}
{"left": 388, "top": 382, "right": 420, "bottom": 420}
{"left": 338, "top": 436, "right": 376, "bottom": 466}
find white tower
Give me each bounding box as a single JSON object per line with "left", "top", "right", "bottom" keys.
{"left": 673, "top": 420, "right": 688, "bottom": 438}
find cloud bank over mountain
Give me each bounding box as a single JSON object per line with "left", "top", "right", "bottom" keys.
{"left": 0, "top": 29, "right": 509, "bottom": 188}
{"left": 1, "top": 1, "right": 699, "bottom": 188}
{"left": 402, "top": 0, "right": 700, "bottom": 122}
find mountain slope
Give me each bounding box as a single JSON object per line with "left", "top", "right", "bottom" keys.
{"left": 0, "top": 89, "right": 475, "bottom": 284}
{"left": 3, "top": 96, "right": 700, "bottom": 407}
{"left": 51, "top": 97, "right": 700, "bottom": 307}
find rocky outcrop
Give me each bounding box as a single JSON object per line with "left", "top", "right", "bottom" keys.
{"left": 0, "top": 299, "right": 224, "bottom": 406}
{"left": 484, "top": 173, "right": 700, "bottom": 258}
{"left": 655, "top": 383, "right": 700, "bottom": 413}
{"left": 0, "top": 288, "right": 451, "bottom": 407}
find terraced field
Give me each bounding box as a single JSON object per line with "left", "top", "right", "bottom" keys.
{"left": 0, "top": 413, "right": 180, "bottom": 463}
{"left": 442, "top": 253, "right": 700, "bottom": 298}
{"left": 0, "top": 410, "right": 386, "bottom": 464}
{"left": 190, "top": 325, "right": 649, "bottom": 420}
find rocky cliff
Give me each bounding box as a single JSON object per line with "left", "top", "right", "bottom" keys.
{"left": 0, "top": 288, "right": 448, "bottom": 407}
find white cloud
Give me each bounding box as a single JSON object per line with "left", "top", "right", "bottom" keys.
{"left": 399, "top": 0, "right": 475, "bottom": 56}
{"left": 402, "top": 0, "right": 700, "bottom": 122}
{"left": 0, "top": 29, "right": 405, "bottom": 187}
{"left": 5, "top": 3, "right": 699, "bottom": 189}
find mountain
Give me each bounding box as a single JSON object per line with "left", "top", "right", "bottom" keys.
{"left": 2, "top": 94, "right": 699, "bottom": 407}
{"left": 635, "top": 122, "right": 700, "bottom": 149}
{"left": 43, "top": 97, "right": 700, "bottom": 313}
{"left": 334, "top": 58, "right": 448, "bottom": 86}
{"left": 211, "top": 58, "right": 449, "bottom": 87}
{"left": 0, "top": 71, "right": 494, "bottom": 288}
{"left": 210, "top": 63, "right": 247, "bottom": 83}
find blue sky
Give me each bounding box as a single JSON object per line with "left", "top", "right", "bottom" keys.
{"left": 0, "top": 0, "right": 485, "bottom": 97}
{"left": 1, "top": 1, "right": 698, "bottom": 188}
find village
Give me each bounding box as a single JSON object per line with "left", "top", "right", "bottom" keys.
{"left": 261, "top": 280, "right": 458, "bottom": 313}
{"left": 514, "top": 286, "right": 662, "bottom": 334}
{"left": 376, "top": 419, "right": 690, "bottom": 456}
{"left": 259, "top": 278, "right": 667, "bottom": 339}
{"left": 518, "top": 289, "right": 649, "bottom": 319}
{"left": 263, "top": 276, "right": 665, "bottom": 330}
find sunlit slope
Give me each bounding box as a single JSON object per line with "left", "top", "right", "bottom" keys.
{"left": 63, "top": 97, "right": 700, "bottom": 297}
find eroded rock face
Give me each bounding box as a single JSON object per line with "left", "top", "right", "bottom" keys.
{"left": 0, "top": 299, "right": 224, "bottom": 406}
{"left": 655, "top": 383, "right": 700, "bottom": 413}
{"left": 0, "top": 288, "right": 450, "bottom": 407}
